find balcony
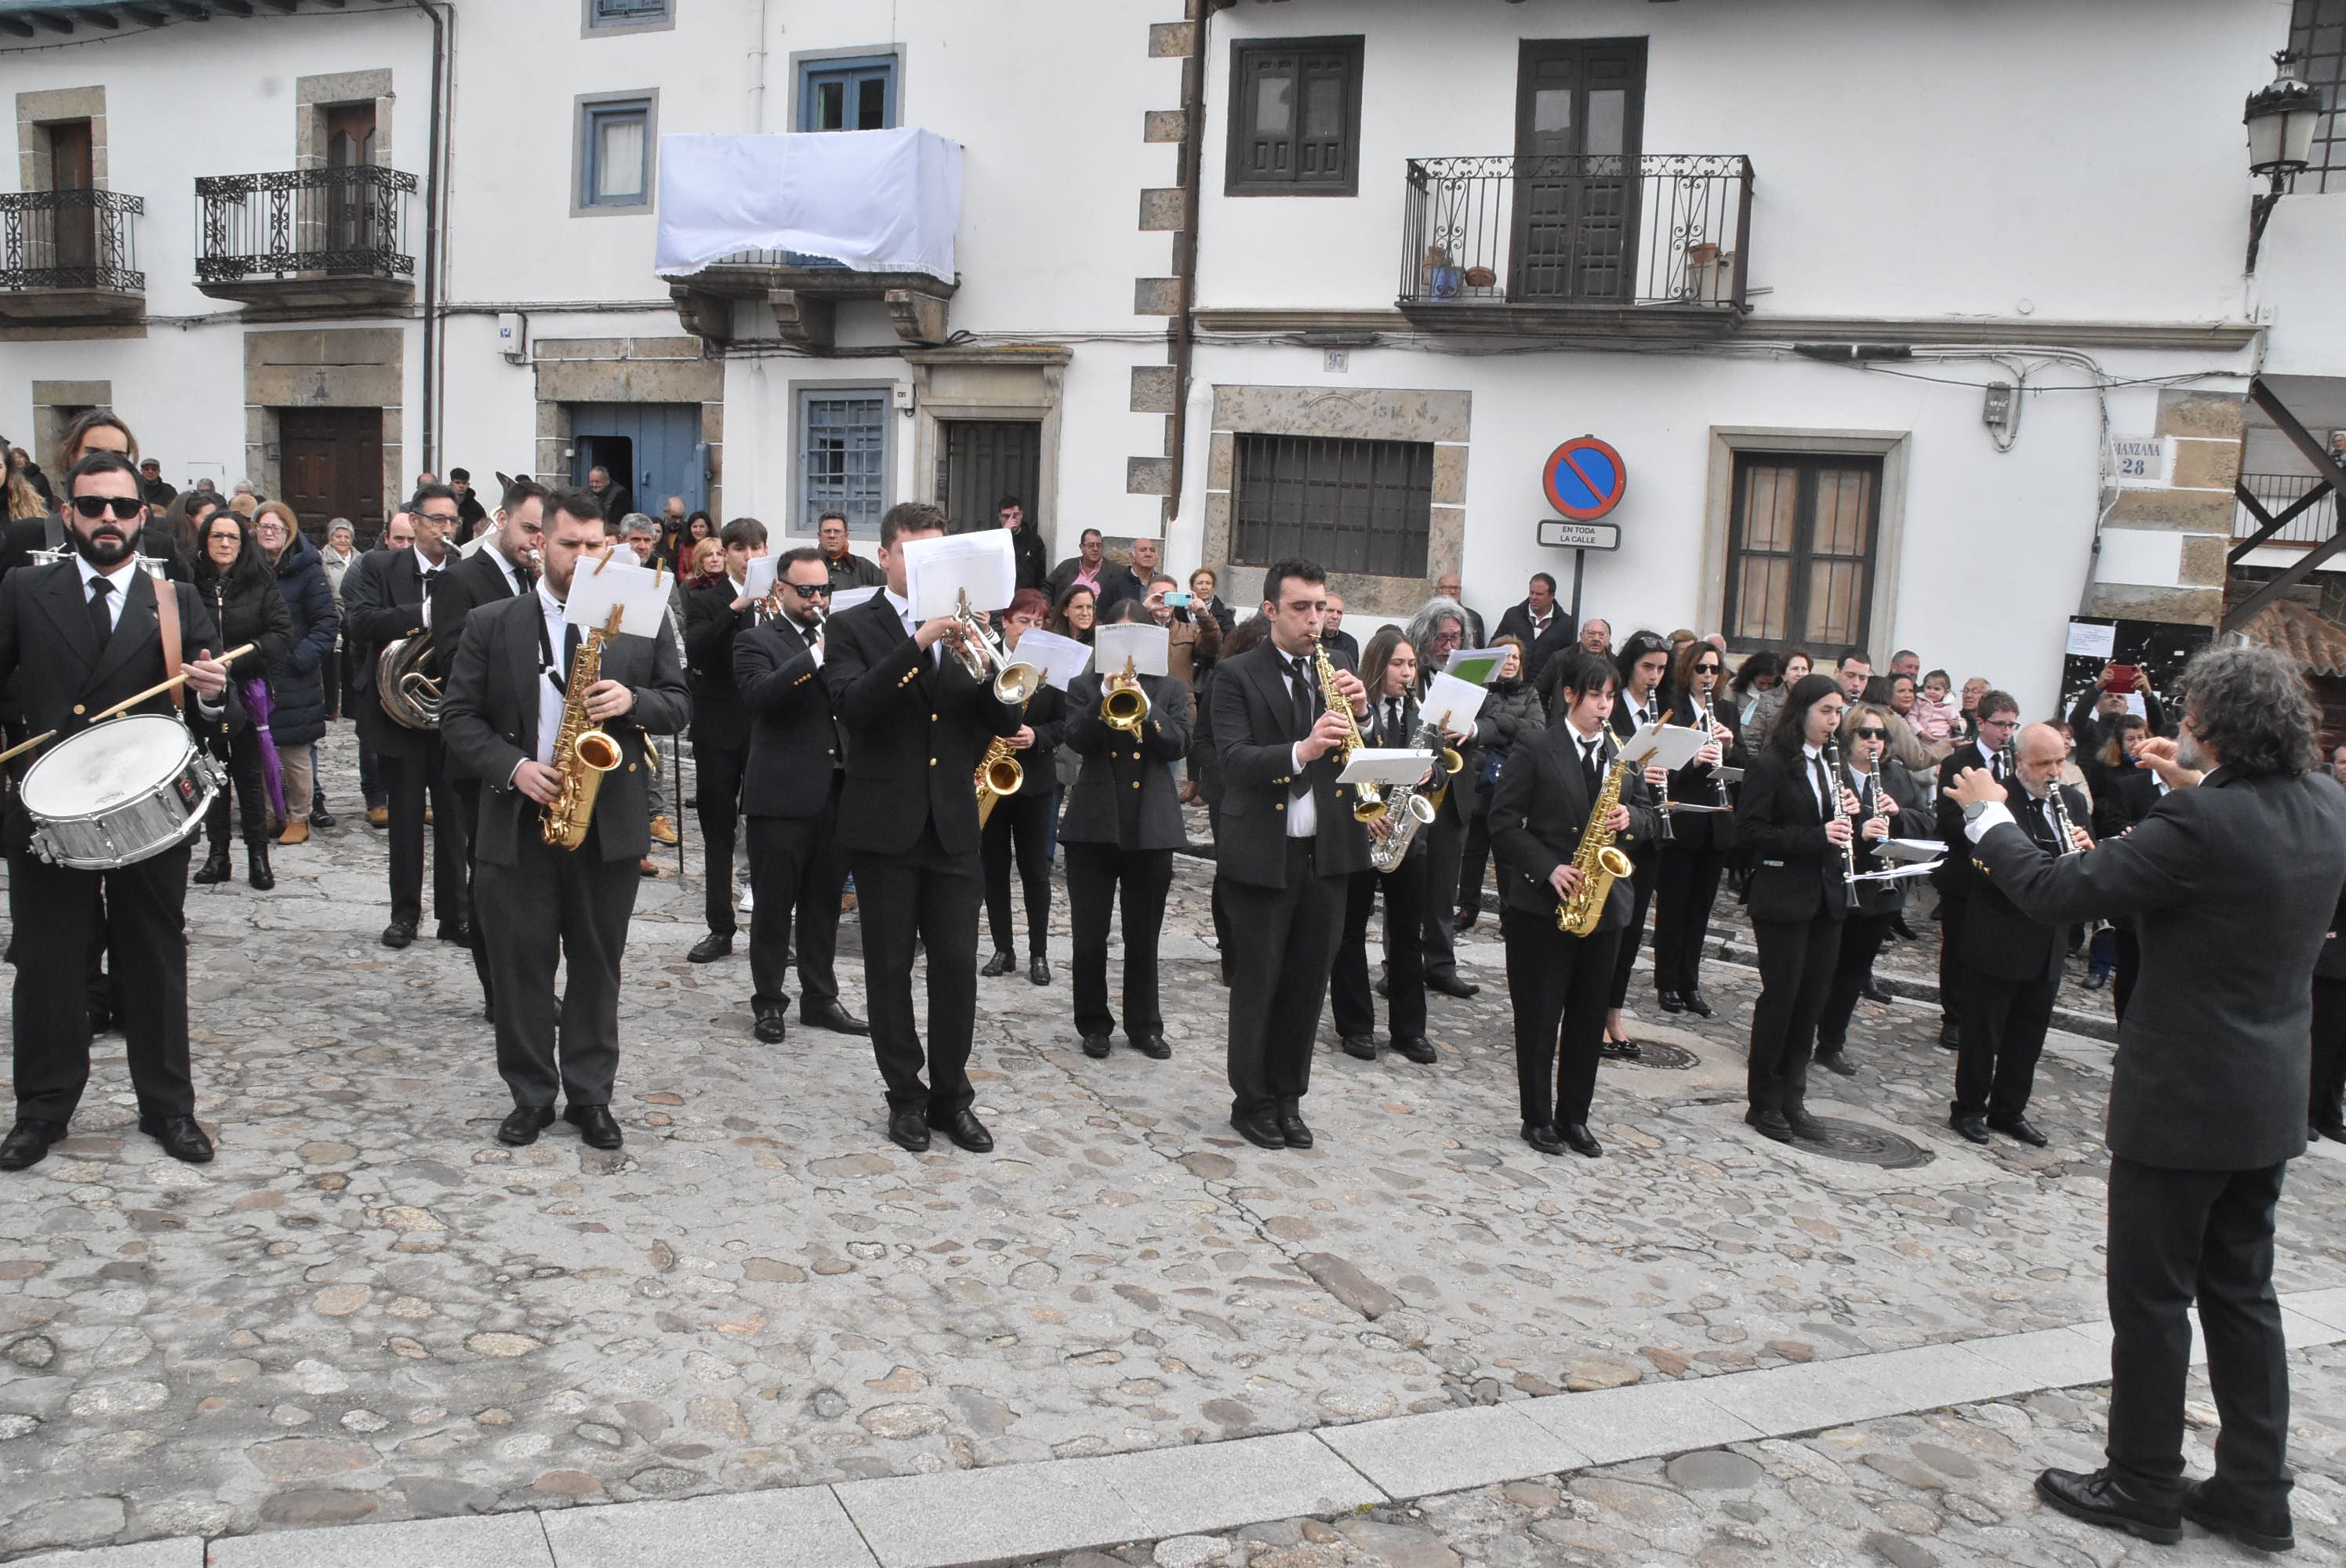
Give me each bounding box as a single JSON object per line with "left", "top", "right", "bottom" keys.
{"left": 0, "top": 188, "right": 144, "bottom": 323}
{"left": 194, "top": 165, "right": 417, "bottom": 310}
{"left": 666, "top": 248, "right": 957, "bottom": 352}
{"left": 1398, "top": 154, "right": 1754, "bottom": 339}
{"left": 2235, "top": 472, "right": 2338, "bottom": 547}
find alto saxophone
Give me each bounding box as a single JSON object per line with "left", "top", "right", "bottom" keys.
{"left": 540, "top": 605, "right": 627, "bottom": 851}
{"left": 1314, "top": 644, "right": 1385, "bottom": 822}
{"left": 1367, "top": 715, "right": 1446, "bottom": 873}
{"left": 975, "top": 694, "right": 1032, "bottom": 830}
{"left": 1557, "top": 746, "right": 1636, "bottom": 936}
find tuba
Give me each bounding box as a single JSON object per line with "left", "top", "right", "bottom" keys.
{"left": 540, "top": 606, "right": 627, "bottom": 850}
{"left": 376, "top": 632, "right": 442, "bottom": 729}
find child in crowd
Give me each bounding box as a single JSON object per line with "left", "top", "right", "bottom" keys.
{"left": 1910, "top": 668, "right": 1961, "bottom": 744}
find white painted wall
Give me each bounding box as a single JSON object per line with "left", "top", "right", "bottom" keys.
{"left": 2253, "top": 191, "right": 2346, "bottom": 377}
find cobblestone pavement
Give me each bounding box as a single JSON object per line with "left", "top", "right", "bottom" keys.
{"left": 0, "top": 731, "right": 2341, "bottom": 1557}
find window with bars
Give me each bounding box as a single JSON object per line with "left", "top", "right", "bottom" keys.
{"left": 801, "top": 56, "right": 898, "bottom": 132}
{"left": 801, "top": 390, "right": 890, "bottom": 538}
{"left": 2292, "top": 0, "right": 2346, "bottom": 191}
{"left": 1230, "top": 434, "right": 1432, "bottom": 577}
{"left": 1226, "top": 36, "right": 1364, "bottom": 196}
{"left": 1722, "top": 453, "right": 1882, "bottom": 652}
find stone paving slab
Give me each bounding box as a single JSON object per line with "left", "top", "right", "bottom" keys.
{"left": 1314, "top": 1405, "right": 1591, "bottom": 1501}
{"left": 539, "top": 1485, "right": 875, "bottom": 1568}
{"left": 204, "top": 1511, "right": 554, "bottom": 1568}
{"left": 11, "top": 1544, "right": 203, "bottom": 1568}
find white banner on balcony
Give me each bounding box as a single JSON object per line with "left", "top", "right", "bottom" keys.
{"left": 654, "top": 129, "right": 960, "bottom": 280}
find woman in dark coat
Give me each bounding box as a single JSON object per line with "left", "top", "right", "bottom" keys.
{"left": 255, "top": 503, "right": 338, "bottom": 840}
{"left": 191, "top": 509, "right": 292, "bottom": 890}
{"left": 1651, "top": 637, "right": 1745, "bottom": 1018}
{"left": 980, "top": 590, "right": 1070, "bottom": 985}
{"left": 1456, "top": 634, "right": 1545, "bottom": 931}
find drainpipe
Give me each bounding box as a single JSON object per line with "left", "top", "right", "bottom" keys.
{"left": 412, "top": 0, "right": 448, "bottom": 474}
{"left": 1164, "top": 2, "right": 1210, "bottom": 530}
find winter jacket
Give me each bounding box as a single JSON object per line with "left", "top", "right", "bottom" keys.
{"left": 267, "top": 533, "right": 338, "bottom": 748}
{"left": 194, "top": 561, "right": 292, "bottom": 739}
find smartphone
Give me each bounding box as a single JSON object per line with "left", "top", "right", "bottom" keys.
{"left": 2106, "top": 663, "right": 2140, "bottom": 694}
{"left": 1165, "top": 590, "right": 1193, "bottom": 608}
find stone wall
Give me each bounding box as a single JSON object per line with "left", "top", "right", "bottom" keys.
{"left": 531, "top": 336, "right": 723, "bottom": 512}
{"left": 2083, "top": 389, "right": 2245, "bottom": 629}
{"left": 242, "top": 327, "right": 405, "bottom": 506}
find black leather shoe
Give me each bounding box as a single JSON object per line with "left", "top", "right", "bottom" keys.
{"left": 981, "top": 949, "right": 1017, "bottom": 978}
{"left": 887, "top": 1109, "right": 931, "bottom": 1152}
{"left": 139, "top": 1114, "right": 213, "bottom": 1163}
{"left": 437, "top": 922, "right": 470, "bottom": 946}
{"left": 1276, "top": 1109, "right": 1313, "bottom": 1149}
{"left": 1028, "top": 956, "right": 1051, "bottom": 987}
{"left": 1080, "top": 1032, "right": 1111, "bottom": 1059}
{"left": 87, "top": 1004, "right": 115, "bottom": 1036}
{"left": 2317, "top": 1117, "right": 2346, "bottom": 1144}
{"left": 1949, "top": 1112, "right": 1992, "bottom": 1145}
{"left": 801, "top": 1000, "right": 869, "bottom": 1036}
{"left": 381, "top": 921, "right": 416, "bottom": 949}
{"left": 192, "top": 845, "right": 231, "bottom": 884}
{"left": 1937, "top": 1018, "right": 1962, "bottom": 1050}
{"left": 245, "top": 846, "right": 274, "bottom": 891}
{"left": 930, "top": 1107, "right": 993, "bottom": 1152}
{"left": 1230, "top": 1112, "right": 1284, "bottom": 1150}
{"left": 1599, "top": 1037, "right": 1642, "bottom": 1061}
{"left": 1988, "top": 1113, "right": 2049, "bottom": 1147}
{"left": 1859, "top": 979, "right": 1892, "bottom": 1004}
{"left": 310, "top": 807, "right": 336, "bottom": 830}
{"left": 1560, "top": 1123, "right": 1603, "bottom": 1158}
{"left": 687, "top": 932, "right": 733, "bottom": 964}
{"left": 0, "top": 1118, "right": 64, "bottom": 1171}
{"left": 1657, "top": 989, "right": 1686, "bottom": 1014}
{"left": 1745, "top": 1107, "right": 1796, "bottom": 1143}
{"left": 1134, "top": 1033, "right": 1171, "bottom": 1060}
{"left": 1521, "top": 1123, "right": 1567, "bottom": 1156}
{"left": 1888, "top": 913, "right": 1918, "bottom": 941}
{"left": 1426, "top": 970, "right": 1480, "bottom": 999}
{"left": 753, "top": 1003, "right": 787, "bottom": 1044}
{"left": 565, "top": 1103, "right": 623, "bottom": 1149}
{"left": 2181, "top": 1478, "right": 2293, "bottom": 1552}
{"left": 2035, "top": 1468, "right": 2181, "bottom": 1545}
{"left": 2083, "top": 971, "right": 2111, "bottom": 991}
{"left": 1373, "top": 974, "right": 1389, "bottom": 999}
{"left": 1394, "top": 1036, "right": 1438, "bottom": 1064}
{"left": 1813, "top": 1047, "right": 1857, "bottom": 1077}
{"left": 1783, "top": 1106, "right": 1828, "bottom": 1142}
{"left": 1680, "top": 989, "right": 1715, "bottom": 1018}
{"left": 1341, "top": 1034, "right": 1377, "bottom": 1061}
{"left": 496, "top": 1105, "right": 554, "bottom": 1146}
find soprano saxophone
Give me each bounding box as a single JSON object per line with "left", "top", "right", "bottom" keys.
{"left": 540, "top": 605, "right": 627, "bottom": 851}
{"left": 1314, "top": 644, "right": 1385, "bottom": 822}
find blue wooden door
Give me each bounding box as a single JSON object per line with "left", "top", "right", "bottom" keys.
{"left": 571, "top": 403, "right": 705, "bottom": 519}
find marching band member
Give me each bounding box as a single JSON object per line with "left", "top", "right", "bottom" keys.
{"left": 682, "top": 517, "right": 768, "bottom": 964}
{"left": 1651, "top": 637, "right": 1740, "bottom": 1018}
{"left": 1211, "top": 558, "right": 1371, "bottom": 1151}
{"left": 1328, "top": 627, "right": 1436, "bottom": 1065}
{"left": 1603, "top": 631, "right": 1675, "bottom": 1055}
{"left": 0, "top": 452, "right": 231, "bottom": 1170}
{"left": 1401, "top": 599, "right": 1486, "bottom": 1000}
{"left": 979, "top": 589, "right": 1065, "bottom": 986}
{"left": 440, "top": 490, "right": 689, "bottom": 1150}
{"left": 1059, "top": 602, "right": 1190, "bottom": 1059}
{"left": 1931, "top": 689, "right": 2021, "bottom": 1048}
{"left": 1812, "top": 703, "right": 1927, "bottom": 1076}
{"left": 732, "top": 546, "right": 867, "bottom": 1044}
{"left": 1487, "top": 651, "right": 1660, "bottom": 1159}
{"left": 823, "top": 503, "right": 1022, "bottom": 1155}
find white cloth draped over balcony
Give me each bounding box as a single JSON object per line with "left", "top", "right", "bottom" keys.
{"left": 654, "top": 128, "right": 960, "bottom": 280}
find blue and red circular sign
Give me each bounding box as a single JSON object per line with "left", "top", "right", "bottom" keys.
{"left": 1543, "top": 437, "right": 1628, "bottom": 521}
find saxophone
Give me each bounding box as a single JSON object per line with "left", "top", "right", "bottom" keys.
{"left": 540, "top": 605, "right": 627, "bottom": 851}
{"left": 974, "top": 695, "right": 1032, "bottom": 830}
{"left": 1556, "top": 746, "right": 1636, "bottom": 936}
{"left": 1314, "top": 644, "right": 1385, "bottom": 822}
{"left": 1367, "top": 715, "right": 1445, "bottom": 873}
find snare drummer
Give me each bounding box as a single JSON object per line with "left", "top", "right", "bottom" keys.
{"left": 0, "top": 452, "right": 230, "bottom": 1171}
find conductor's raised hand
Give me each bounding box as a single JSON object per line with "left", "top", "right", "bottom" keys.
{"left": 2134, "top": 735, "right": 2203, "bottom": 790}
{"left": 1944, "top": 765, "right": 2006, "bottom": 810}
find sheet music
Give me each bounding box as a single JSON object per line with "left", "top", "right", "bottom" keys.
{"left": 1094, "top": 622, "right": 1171, "bottom": 679}
{"left": 561, "top": 554, "right": 670, "bottom": 640}
{"left": 902, "top": 530, "right": 1016, "bottom": 621}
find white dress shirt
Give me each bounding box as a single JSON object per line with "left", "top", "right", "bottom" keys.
{"left": 1801, "top": 742, "right": 1832, "bottom": 817}
{"left": 413, "top": 544, "right": 448, "bottom": 626}
{"left": 77, "top": 553, "right": 223, "bottom": 716}
{"left": 1280, "top": 647, "right": 1323, "bottom": 839}
{"left": 533, "top": 579, "right": 568, "bottom": 768}
{"left": 883, "top": 586, "right": 942, "bottom": 667}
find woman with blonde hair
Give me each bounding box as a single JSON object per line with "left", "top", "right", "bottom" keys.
{"left": 253, "top": 502, "right": 340, "bottom": 839}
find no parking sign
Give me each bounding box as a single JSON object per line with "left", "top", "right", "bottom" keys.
{"left": 1542, "top": 437, "right": 1628, "bottom": 521}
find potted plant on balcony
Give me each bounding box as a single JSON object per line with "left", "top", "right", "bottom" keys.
{"left": 1422, "top": 245, "right": 1462, "bottom": 301}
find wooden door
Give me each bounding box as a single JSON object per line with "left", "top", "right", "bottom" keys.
{"left": 278, "top": 407, "right": 383, "bottom": 545}
{"left": 937, "top": 420, "right": 1041, "bottom": 535}
{"left": 569, "top": 403, "right": 706, "bottom": 518}
{"left": 1512, "top": 40, "right": 1645, "bottom": 303}
{"left": 324, "top": 103, "right": 378, "bottom": 262}
{"left": 46, "top": 120, "right": 96, "bottom": 274}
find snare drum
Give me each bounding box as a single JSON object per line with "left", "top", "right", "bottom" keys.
{"left": 20, "top": 715, "right": 220, "bottom": 870}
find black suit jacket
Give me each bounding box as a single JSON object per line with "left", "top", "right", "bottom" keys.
{"left": 683, "top": 581, "right": 753, "bottom": 750}
{"left": 1486, "top": 721, "right": 1660, "bottom": 927}
{"left": 1660, "top": 697, "right": 1743, "bottom": 855}
{"left": 344, "top": 546, "right": 450, "bottom": 759}
{"left": 1008, "top": 525, "right": 1048, "bottom": 593}
{"left": 1971, "top": 765, "right": 2346, "bottom": 1169}
{"left": 821, "top": 592, "right": 1022, "bottom": 858}
{"left": 733, "top": 613, "right": 844, "bottom": 819}
{"left": 1932, "top": 739, "right": 2006, "bottom": 898}
{"left": 438, "top": 592, "right": 691, "bottom": 866}
{"left": 1059, "top": 671, "right": 1191, "bottom": 850}
{"left": 2319, "top": 879, "right": 2346, "bottom": 985}
{"left": 0, "top": 561, "right": 222, "bottom": 849}
{"left": 1963, "top": 785, "right": 2086, "bottom": 983}
{"left": 426, "top": 545, "right": 522, "bottom": 689}
{"left": 1493, "top": 600, "right": 1577, "bottom": 681}
{"left": 1738, "top": 747, "right": 1850, "bottom": 925}
{"left": 1209, "top": 639, "right": 1371, "bottom": 887}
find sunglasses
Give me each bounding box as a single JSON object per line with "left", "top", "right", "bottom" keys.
{"left": 1694, "top": 662, "right": 1722, "bottom": 673}
{"left": 787, "top": 580, "right": 831, "bottom": 595}
{"left": 72, "top": 495, "right": 144, "bottom": 521}
{"left": 1854, "top": 728, "right": 1887, "bottom": 739}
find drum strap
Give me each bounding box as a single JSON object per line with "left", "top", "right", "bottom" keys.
{"left": 151, "top": 575, "right": 184, "bottom": 712}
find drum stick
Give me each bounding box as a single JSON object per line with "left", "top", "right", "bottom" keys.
{"left": 86, "top": 643, "right": 258, "bottom": 725}
{"left": 0, "top": 730, "right": 56, "bottom": 768}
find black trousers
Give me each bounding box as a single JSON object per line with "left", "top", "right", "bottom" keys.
{"left": 451, "top": 776, "right": 493, "bottom": 1011}
{"left": 1953, "top": 968, "right": 2056, "bottom": 1120}
{"left": 2113, "top": 924, "right": 2142, "bottom": 1026}
{"left": 380, "top": 742, "right": 465, "bottom": 931}
{"left": 1503, "top": 907, "right": 1619, "bottom": 1129}
{"left": 202, "top": 728, "right": 268, "bottom": 848}
{"left": 2311, "top": 975, "right": 2346, "bottom": 1127}
{"left": 696, "top": 742, "right": 747, "bottom": 936}
{"left": 476, "top": 834, "right": 640, "bottom": 1109}
{"left": 1330, "top": 855, "right": 1429, "bottom": 1042}
{"left": 1222, "top": 840, "right": 1343, "bottom": 1119}
{"left": 746, "top": 786, "right": 847, "bottom": 1015}
{"left": 1418, "top": 810, "right": 1465, "bottom": 979}
{"left": 1064, "top": 840, "right": 1173, "bottom": 1040}
{"left": 853, "top": 823, "right": 982, "bottom": 1118}
{"left": 1207, "top": 801, "right": 1231, "bottom": 981}
{"left": 9, "top": 842, "right": 194, "bottom": 1124}
{"left": 1651, "top": 844, "right": 1727, "bottom": 996}
{"left": 2105, "top": 1157, "right": 2291, "bottom": 1511}
{"left": 1607, "top": 856, "right": 1657, "bottom": 1008}
{"left": 1748, "top": 911, "right": 1841, "bottom": 1115}
{"left": 1457, "top": 806, "right": 1494, "bottom": 913}
{"left": 1937, "top": 891, "right": 1969, "bottom": 1024}
{"left": 1817, "top": 913, "right": 1893, "bottom": 1047}
{"left": 981, "top": 789, "right": 1054, "bottom": 959}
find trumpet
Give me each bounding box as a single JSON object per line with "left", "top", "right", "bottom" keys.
{"left": 951, "top": 590, "right": 1044, "bottom": 704}
{"left": 1102, "top": 656, "right": 1149, "bottom": 733}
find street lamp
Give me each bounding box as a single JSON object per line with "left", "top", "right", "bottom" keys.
{"left": 2245, "top": 49, "right": 2323, "bottom": 272}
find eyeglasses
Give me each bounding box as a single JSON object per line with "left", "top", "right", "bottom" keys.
{"left": 1981, "top": 717, "right": 2019, "bottom": 730}
{"left": 419, "top": 510, "right": 460, "bottom": 524}
{"left": 1854, "top": 728, "right": 1887, "bottom": 739}
{"left": 72, "top": 495, "right": 144, "bottom": 521}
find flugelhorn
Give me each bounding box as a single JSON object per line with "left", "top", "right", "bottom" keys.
{"left": 1102, "top": 655, "right": 1149, "bottom": 733}
{"left": 951, "top": 590, "right": 1044, "bottom": 704}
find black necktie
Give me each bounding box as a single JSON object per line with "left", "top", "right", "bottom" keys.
{"left": 86, "top": 576, "right": 113, "bottom": 647}
{"left": 1812, "top": 756, "right": 1833, "bottom": 817}
{"left": 1581, "top": 737, "right": 1600, "bottom": 795}
{"left": 1385, "top": 699, "right": 1403, "bottom": 742}
{"left": 1288, "top": 657, "right": 1315, "bottom": 800}
{"left": 562, "top": 624, "right": 582, "bottom": 681}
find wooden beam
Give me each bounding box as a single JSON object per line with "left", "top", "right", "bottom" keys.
{"left": 0, "top": 14, "right": 36, "bottom": 35}
{"left": 2250, "top": 377, "right": 2346, "bottom": 499}
{"left": 257, "top": 0, "right": 298, "bottom": 11}
{"left": 2224, "top": 522, "right": 2346, "bottom": 631}
{"left": 2228, "top": 479, "right": 2333, "bottom": 564}
{"left": 164, "top": 0, "right": 213, "bottom": 16}
{"left": 33, "top": 10, "right": 78, "bottom": 31}
{"left": 118, "top": 2, "right": 173, "bottom": 22}
{"left": 74, "top": 6, "right": 123, "bottom": 27}
{"left": 211, "top": 0, "right": 252, "bottom": 15}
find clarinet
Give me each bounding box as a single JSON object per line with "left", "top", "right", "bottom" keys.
{"left": 1826, "top": 735, "right": 1859, "bottom": 909}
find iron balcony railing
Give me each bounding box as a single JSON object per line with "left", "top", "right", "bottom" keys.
{"left": 1400, "top": 154, "right": 1754, "bottom": 310}
{"left": 194, "top": 165, "right": 416, "bottom": 283}
{"left": 0, "top": 187, "right": 143, "bottom": 293}
{"left": 2235, "top": 471, "right": 2338, "bottom": 546}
